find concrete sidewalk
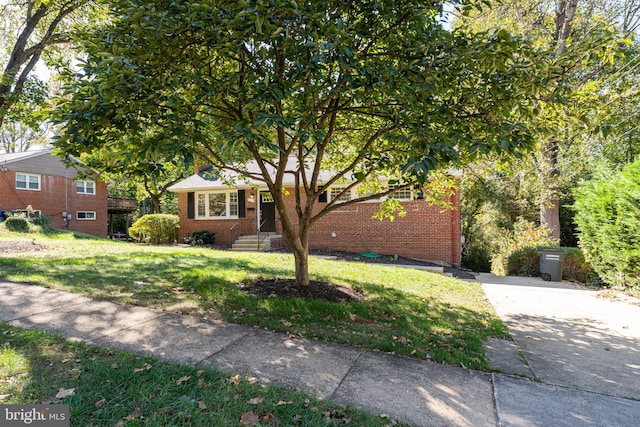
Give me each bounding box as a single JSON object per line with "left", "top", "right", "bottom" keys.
{"left": 1, "top": 280, "right": 639, "bottom": 426}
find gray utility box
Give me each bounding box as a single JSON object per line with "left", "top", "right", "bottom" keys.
{"left": 538, "top": 249, "right": 565, "bottom": 282}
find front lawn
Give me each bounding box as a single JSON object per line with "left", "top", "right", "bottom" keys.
{"left": 0, "top": 323, "right": 397, "bottom": 426}
{"left": 0, "top": 226, "right": 508, "bottom": 370}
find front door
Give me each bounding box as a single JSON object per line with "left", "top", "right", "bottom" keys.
{"left": 259, "top": 192, "right": 276, "bottom": 232}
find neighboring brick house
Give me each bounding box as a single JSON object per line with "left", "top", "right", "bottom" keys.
{"left": 0, "top": 148, "right": 108, "bottom": 237}
{"left": 169, "top": 159, "right": 462, "bottom": 264}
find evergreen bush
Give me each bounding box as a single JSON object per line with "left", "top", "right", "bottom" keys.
{"left": 573, "top": 161, "right": 640, "bottom": 290}
{"left": 4, "top": 217, "right": 30, "bottom": 232}
{"left": 30, "top": 215, "right": 51, "bottom": 227}
{"left": 190, "top": 230, "right": 216, "bottom": 246}
{"left": 129, "top": 214, "right": 179, "bottom": 244}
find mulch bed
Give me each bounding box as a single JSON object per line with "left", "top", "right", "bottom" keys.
{"left": 0, "top": 241, "right": 46, "bottom": 253}
{"left": 239, "top": 278, "right": 365, "bottom": 302}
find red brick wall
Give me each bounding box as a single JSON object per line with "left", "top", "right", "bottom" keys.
{"left": 176, "top": 190, "right": 259, "bottom": 244}
{"left": 272, "top": 188, "right": 461, "bottom": 264}
{"left": 176, "top": 187, "right": 461, "bottom": 264}
{"left": 0, "top": 171, "right": 108, "bottom": 237}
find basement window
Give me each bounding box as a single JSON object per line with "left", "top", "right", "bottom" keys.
{"left": 76, "top": 211, "right": 96, "bottom": 220}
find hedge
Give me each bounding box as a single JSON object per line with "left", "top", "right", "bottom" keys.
{"left": 4, "top": 217, "right": 30, "bottom": 233}
{"left": 573, "top": 161, "right": 640, "bottom": 290}
{"left": 129, "top": 214, "right": 179, "bottom": 244}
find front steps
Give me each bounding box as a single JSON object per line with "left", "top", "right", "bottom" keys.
{"left": 231, "top": 233, "right": 280, "bottom": 252}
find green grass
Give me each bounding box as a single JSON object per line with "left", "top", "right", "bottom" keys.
{"left": 0, "top": 323, "right": 397, "bottom": 426}
{"left": 0, "top": 225, "right": 508, "bottom": 370}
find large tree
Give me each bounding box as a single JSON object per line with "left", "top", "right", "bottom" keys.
{"left": 55, "top": 0, "right": 546, "bottom": 286}
{"left": 455, "top": 0, "right": 635, "bottom": 239}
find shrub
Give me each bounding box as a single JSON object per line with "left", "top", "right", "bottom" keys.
{"left": 561, "top": 247, "right": 595, "bottom": 284}
{"left": 491, "top": 218, "right": 558, "bottom": 276}
{"left": 506, "top": 247, "right": 541, "bottom": 277}
{"left": 129, "top": 214, "right": 179, "bottom": 244}
{"left": 462, "top": 244, "right": 492, "bottom": 272}
{"left": 4, "top": 217, "right": 30, "bottom": 232}
{"left": 506, "top": 246, "right": 595, "bottom": 283}
{"left": 190, "top": 230, "right": 216, "bottom": 246}
{"left": 573, "top": 161, "right": 640, "bottom": 290}
{"left": 30, "top": 215, "right": 51, "bottom": 227}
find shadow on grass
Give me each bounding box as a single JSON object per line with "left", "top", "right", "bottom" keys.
{"left": 0, "top": 251, "right": 506, "bottom": 370}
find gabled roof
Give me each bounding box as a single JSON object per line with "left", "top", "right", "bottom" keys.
{"left": 168, "top": 157, "right": 463, "bottom": 193}
{"left": 0, "top": 148, "right": 53, "bottom": 164}
{"left": 0, "top": 148, "right": 88, "bottom": 179}
{"left": 168, "top": 158, "right": 334, "bottom": 192}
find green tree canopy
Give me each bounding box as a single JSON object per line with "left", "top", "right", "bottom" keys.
{"left": 0, "top": 0, "right": 106, "bottom": 131}
{"left": 55, "top": 0, "right": 547, "bottom": 285}
{"left": 455, "top": 0, "right": 636, "bottom": 240}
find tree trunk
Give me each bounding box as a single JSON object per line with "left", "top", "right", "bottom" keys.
{"left": 540, "top": 136, "right": 561, "bottom": 240}
{"left": 292, "top": 243, "right": 310, "bottom": 286}
{"left": 151, "top": 195, "right": 161, "bottom": 214}
{"left": 280, "top": 218, "right": 311, "bottom": 286}
{"left": 540, "top": 0, "right": 578, "bottom": 240}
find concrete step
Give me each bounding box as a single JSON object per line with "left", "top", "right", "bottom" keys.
{"left": 231, "top": 242, "right": 270, "bottom": 251}
{"left": 231, "top": 234, "right": 280, "bottom": 252}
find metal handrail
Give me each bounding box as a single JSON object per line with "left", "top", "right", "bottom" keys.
{"left": 257, "top": 219, "right": 268, "bottom": 251}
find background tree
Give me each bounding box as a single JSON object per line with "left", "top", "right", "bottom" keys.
{"left": 73, "top": 144, "right": 185, "bottom": 214}
{"left": 0, "top": 119, "right": 50, "bottom": 153}
{"left": 55, "top": 0, "right": 547, "bottom": 286}
{"left": 456, "top": 0, "right": 635, "bottom": 241}
{"left": 0, "top": 0, "right": 104, "bottom": 132}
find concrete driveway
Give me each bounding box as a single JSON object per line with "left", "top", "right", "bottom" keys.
{"left": 479, "top": 273, "right": 640, "bottom": 399}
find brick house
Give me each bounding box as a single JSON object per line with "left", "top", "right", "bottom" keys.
{"left": 0, "top": 148, "right": 108, "bottom": 237}
{"left": 169, "top": 160, "right": 462, "bottom": 264}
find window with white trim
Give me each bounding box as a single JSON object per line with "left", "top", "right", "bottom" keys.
{"left": 76, "top": 180, "right": 96, "bottom": 195}
{"left": 16, "top": 173, "right": 40, "bottom": 191}
{"left": 76, "top": 211, "right": 96, "bottom": 220}
{"left": 196, "top": 191, "right": 239, "bottom": 219}
{"left": 329, "top": 186, "right": 352, "bottom": 203}
{"left": 11, "top": 209, "right": 41, "bottom": 218}
{"left": 388, "top": 184, "right": 413, "bottom": 201}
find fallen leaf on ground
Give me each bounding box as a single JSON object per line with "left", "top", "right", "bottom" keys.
{"left": 240, "top": 411, "right": 260, "bottom": 424}
{"left": 277, "top": 400, "right": 292, "bottom": 405}
{"left": 134, "top": 363, "right": 152, "bottom": 373}
{"left": 55, "top": 388, "right": 75, "bottom": 399}
{"left": 176, "top": 375, "right": 191, "bottom": 385}
{"left": 0, "top": 394, "right": 12, "bottom": 402}
{"left": 247, "top": 396, "right": 264, "bottom": 405}
{"left": 197, "top": 400, "right": 207, "bottom": 411}
{"left": 60, "top": 358, "right": 72, "bottom": 364}
{"left": 125, "top": 407, "right": 143, "bottom": 420}
{"left": 231, "top": 374, "right": 241, "bottom": 385}
{"left": 196, "top": 369, "right": 205, "bottom": 376}
{"left": 95, "top": 398, "right": 106, "bottom": 408}
{"left": 283, "top": 321, "right": 292, "bottom": 327}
